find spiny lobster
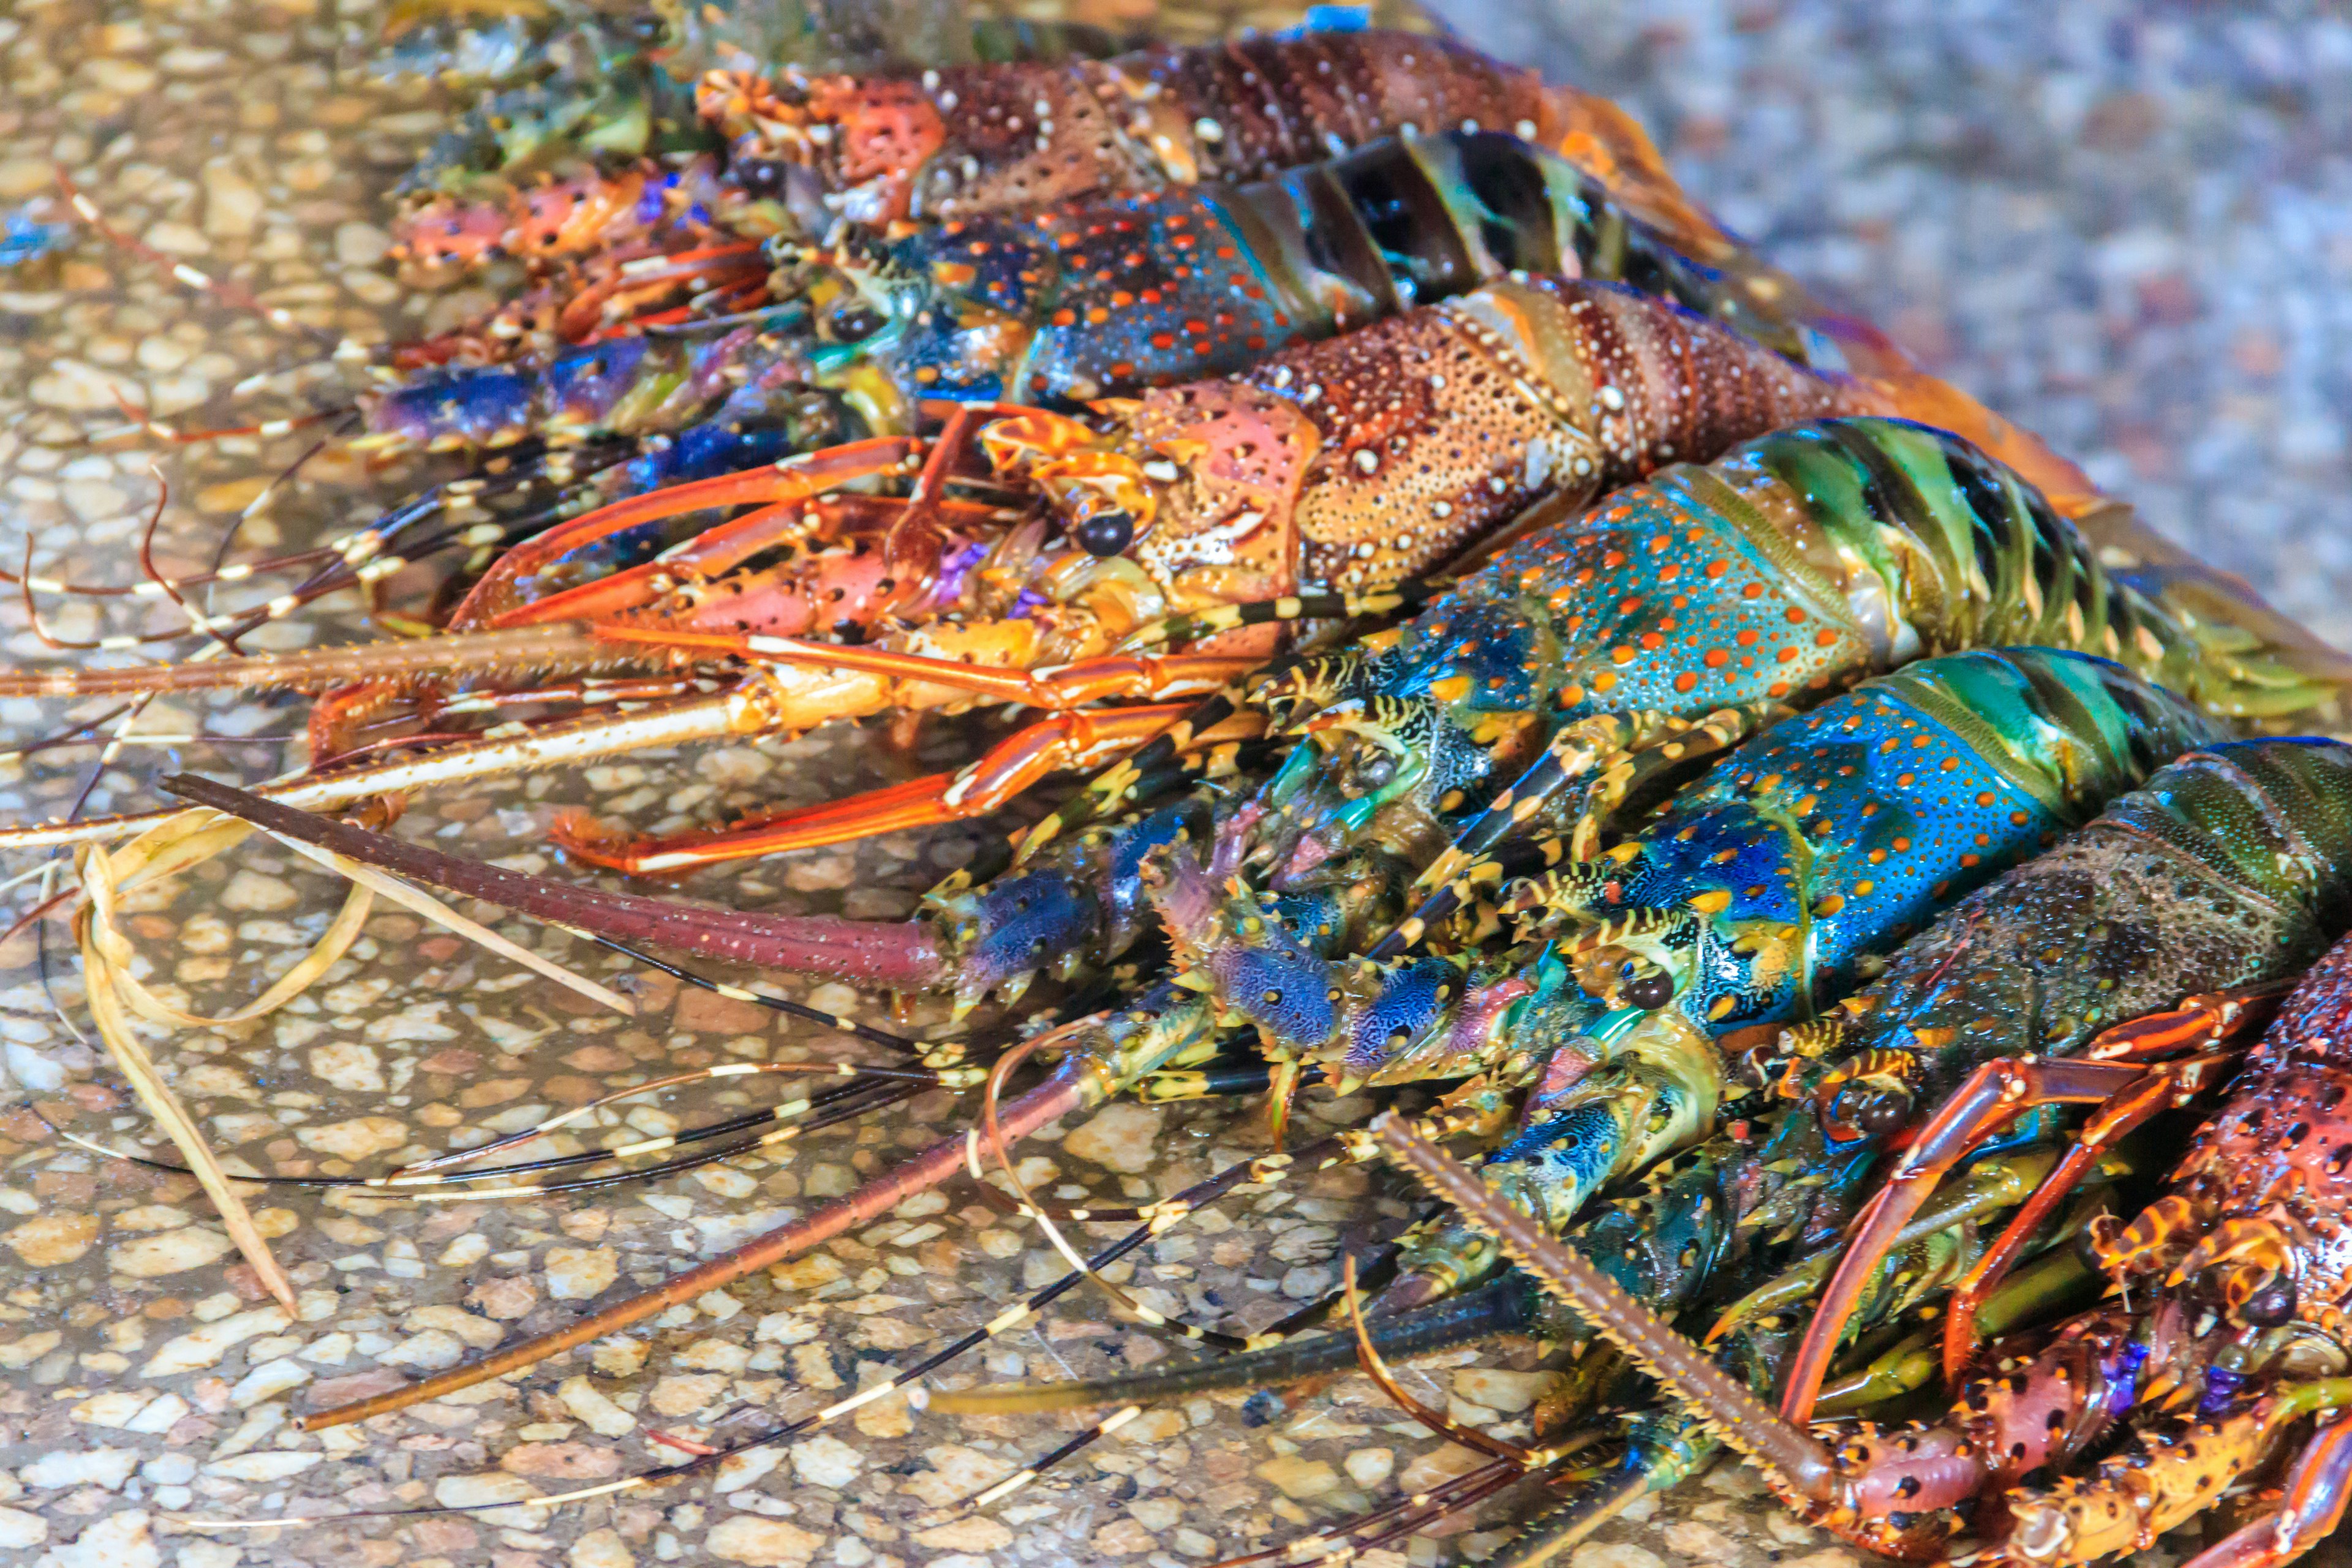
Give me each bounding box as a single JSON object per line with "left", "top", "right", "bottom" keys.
{"left": 393, "top": 26, "right": 1724, "bottom": 275}
{"left": 58, "top": 123, "right": 1828, "bottom": 714}
{"left": 1389, "top": 895, "right": 2352, "bottom": 1568}
{"left": 0, "top": 274, "right": 1868, "bottom": 849}
{"left": 701, "top": 738, "right": 2352, "bottom": 1564}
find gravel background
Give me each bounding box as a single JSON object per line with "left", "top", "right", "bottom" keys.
{"left": 0, "top": 3, "right": 2347, "bottom": 1568}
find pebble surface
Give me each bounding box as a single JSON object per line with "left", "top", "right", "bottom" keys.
{"left": 0, "top": 2, "right": 2341, "bottom": 1568}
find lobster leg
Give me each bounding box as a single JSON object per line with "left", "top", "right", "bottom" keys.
{"left": 1938, "top": 982, "right": 2291, "bottom": 1388}
{"left": 2177, "top": 1414, "right": 2352, "bottom": 1568}
{"left": 1782, "top": 1047, "right": 2242, "bottom": 1425}
{"left": 452, "top": 434, "right": 924, "bottom": 625}
{"left": 554, "top": 699, "right": 1248, "bottom": 872}
{"left": 1372, "top": 703, "right": 1782, "bottom": 959}
{"left": 547, "top": 635, "right": 1264, "bottom": 867}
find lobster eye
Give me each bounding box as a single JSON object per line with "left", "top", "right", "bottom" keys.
{"left": 1839, "top": 1089, "right": 1913, "bottom": 1141}
{"left": 1074, "top": 508, "right": 1136, "bottom": 557}
{"left": 734, "top": 159, "right": 793, "bottom": 200}
{"left": 822, "top": 300, "right": 884, "bottom": 343}
{"left": 2241, "top": 1280, "right": 2299, "bottom": 1327}
{"left": 1353, "top": 750, "right": 1399, "bottom": 791}
{"left": 1622, "top": 969, "right": 1676, "bottom": 1010}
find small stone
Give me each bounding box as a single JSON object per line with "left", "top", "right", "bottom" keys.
{"left": 649, "top": 1373, "right": 729, "bottom": 1416}
{"left": 228, "top": 1357, "right": 310, "bottom": 1407}
{"left": 5, "top": 1212, "right": 97, "bottom": 1265}
{"left": 592, "top": 1338, "right": 649, "bottom": 1377}
{"left": 571, "top": 1527, "right": 636, "bottom": 1568}
{"left": 1344, "top": 1448, "right": 1394, "bottom": 1488}
{"left": 1450, "top": 1368, "right": 1561, "bottom": 1414}
{"left": 706, "top": 1517, "right": 824, "bottom": 1566}
{"left": 1398, "top": 1442, "right": 1490, "bottom": 1494}
{"left": 1253, "top": 1454, "right": 1340, "bottom": 1500}
{"left": 141, "top": 1306, "right": 289, "bottom": 1375}
{"left": 48, "top": 1509, "right": 158, "bottom": 1568}
{"left": 1129, "top": 1498, "right": 1182, "bottom": 1532}
{"left": 309, "top": 1040, "right": 385, "bottom": 1093}
{"left": 1665, "top": 1522, "right": 1742, "bottom": 1559}
{"left": 434, "top": 1472, "right": 543, "bottom": 1517}
{"left": 546, "top": 1245, "right": 619, "bottom": 1300}
{"left": 111, "top": 1225, "right": 234, "bottom": 1276}
{"left": 1569, "top": 1545, "right": 1667, "bottom": 1568}
{"left": 0, "top": 160, "right": 52, "bottom": 200}
{"left": 333, "top": 221, "right": 391, "bottom": 266}
{"left": 203, "top": 1453, "right": 323, "bottom": 1481}
{"left": 0, "top": 1508, "right": 45, "bottom": 1549}
{"left": 903, "top": 1446, "right": 1014, "bottom": 1509}
{"left": 500, "top": 1442, "right": 621, "bottom": 1480}
{"left": 467, "top": 1275, "right": 538, "bottom": 1320}
{"left": 21, "top": 1447, "right": 139, "bottom": 1489}
{"left": 1091, "top": 1517, "right": 1157, "bottom": 1557}
{"left": 220, "top": 869, "right": 298, "bottom": 911}
{"left": 916, "top": 1518, "right": 1014, "bottom": 1553}
{"left": 295, "top": 1115, "right": 408, "bottom": 1160}
{"left": 202, "top": 162, "right": 265, "bottom": 238}
{"left": 711, "top": 1446, "right": 782, "bottom": 1495}
{"left": 380, "top": 1329, "right": 467, "bottom": 1370}
{"left": 557, "top": 1376, "right": 636, "bottom": 1438}
{"left": 1062, "top": 1100, "right": 1166, "bottom": 1174}
{"left": 789, "top": 1433, "right": 864, "bottom": 1488}
{"left": 1777, "top": 1553, "right": 1863, "bottom": 1568}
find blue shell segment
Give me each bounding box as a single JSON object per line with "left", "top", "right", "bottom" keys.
{"left": 1637, "top": 682, "right": 2064, "bottom": 1020}
{"left": 1340, "top": 956, "right": 1461, "bottom": 1084}
{"left": 1384, "top": 473, "right": 1877, "bottom": 726}
{"left": 878, "top": 188, "right": 1311, "bottom": 404}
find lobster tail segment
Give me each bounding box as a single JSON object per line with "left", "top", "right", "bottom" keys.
{"left": 157, "top": 775, "right": 948, "bottom": 992}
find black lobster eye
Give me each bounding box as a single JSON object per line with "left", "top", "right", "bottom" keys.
{"left": 822, "top": 300, "right": 884, "bottom": 343}
{"left": 2241, "top": 1279, "right": 2299, "bottom": 1327}
{"left": 1622, "top": 968, "right": 1676, "bottom": 1010}
{"left": 734, "top": 159, "right": 793, "bottom": 200}
{"left": 1353, "top": 750, "right": 1399, "bottom": 790}
{"left": 1074, "top": 508, "right": 1136, "bottom": 557}
{"left": 1838, "top": 1089, "right": 1913, "bottom": 1140}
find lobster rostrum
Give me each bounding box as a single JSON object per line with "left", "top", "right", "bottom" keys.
{"left": 1405, "top": 908, "right": 2352, "bottom": 1568}
{"left": 0, "top": 274, "right": 1868, "bottom": 851}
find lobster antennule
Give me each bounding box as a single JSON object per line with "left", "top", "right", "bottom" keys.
{"left": 155, "top": 774, "right": 947, "bottom": 990}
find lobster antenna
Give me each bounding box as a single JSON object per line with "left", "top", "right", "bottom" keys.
{"left": 1371, "top": 1110, "right": 1840, "bottom": 1503}
{"left": 59, "top": 170, "right": 365, "bottom": 359}
{"left": 174, "top": 1123, "right": 1385, "bottom": 1532}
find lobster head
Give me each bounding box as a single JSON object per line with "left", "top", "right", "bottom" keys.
{"left": 696, "top": 70, "right": 947, "bottom": 225}
{"left": 983, "top": 385, "right": 1320, "bottom": 614}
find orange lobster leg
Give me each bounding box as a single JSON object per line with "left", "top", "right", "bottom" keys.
{"left": 2179, "top": 1414, "right": 2352, "bottom": 1568}
{"left": 591, "top": 628, "right": 1256, "bottom": 712}
{"left": 1936, "top": 981, "right": 2292, "bottom": 1388}
{"left": 1781, "top": 1044, "right": 2246, "bottom": 1426}
{"left": 453, "top": 435, "right": 925, "bottom": 627}
{"left": 556, "top": 631, "right": 1262, "bottom": 870}
{"left": 556, "top": 701, "right": 1222, "bottom": 872}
